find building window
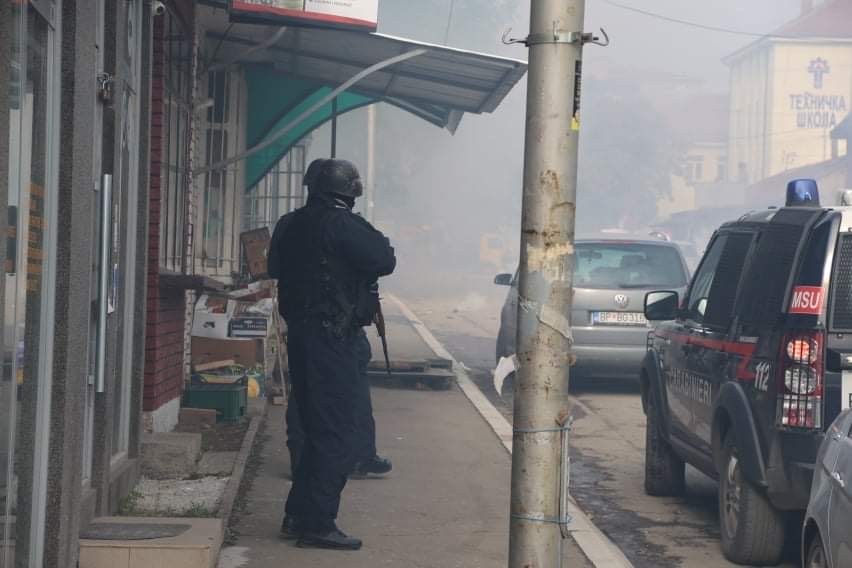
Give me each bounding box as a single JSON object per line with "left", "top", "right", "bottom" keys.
{"left": 244, "top": 145, "right": 307, "bottom": 232}
{"left": 203, "top": 129, "right": 228, "bottom": 268}
{"left": 716, "top": 160, "right": 727, "bottom": 182}
{"left": 198, "top": 68, "right": 241, "bottom": 277}
{"left": 685, "top": 155, "right": 704, "bottom": 183}
{"left": 159, "top": 9, "right": 193, "bottom": 273}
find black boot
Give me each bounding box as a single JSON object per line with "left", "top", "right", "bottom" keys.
{"left": 351, "top": 455, "right": 392, "bottom": 478}
{"left": 280, "top": 516, "right": 304, "bottom": 540}
{"left": 297, "top": 526, "right": 362, "bottom": 550}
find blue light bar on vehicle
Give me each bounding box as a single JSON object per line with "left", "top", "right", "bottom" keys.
{"left": 786, "top": 179, "right": 820, "bottom": 207}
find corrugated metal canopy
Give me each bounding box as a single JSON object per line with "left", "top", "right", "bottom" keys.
{"left": 207, "top": 24, "right": 528, "bottom": 132}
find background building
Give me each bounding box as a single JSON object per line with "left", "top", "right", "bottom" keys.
{"left": 725, "top": 0, "right": 852, "bottom": 185}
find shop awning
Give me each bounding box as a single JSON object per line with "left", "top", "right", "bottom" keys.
{"left": 209, "top": 25, "right": 528, "bottom": 131}
{"left": 198, "top": 10, "right": 528, "bottom": 189}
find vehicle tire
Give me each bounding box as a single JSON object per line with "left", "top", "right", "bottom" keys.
{"left": 718, "top": 433, "right": 785, "bottom": 566}
{"left": 805, "top": 533, "right": 828, "bottom": 568}
{"left": 644, "top": 394, "right": 685, "bottom": 496}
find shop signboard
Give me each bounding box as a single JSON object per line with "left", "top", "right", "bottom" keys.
{"left": 229, "top": 0, "right": 378, "bottom": 32}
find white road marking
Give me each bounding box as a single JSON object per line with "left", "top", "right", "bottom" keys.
{"left": 388, "top": 294, "right": 634, "bottom": 568}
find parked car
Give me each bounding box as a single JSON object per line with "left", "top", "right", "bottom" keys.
{"left": 802, "top": 408, "right": 852, "bottom": 568}
{"left": 642, "top": 180, "right": 852, "bottom": 566}
{"left": 494, "top": 237, "right": 689, "bottom": 381}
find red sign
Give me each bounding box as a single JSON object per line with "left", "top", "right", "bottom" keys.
{"left": 230, "top": 1, "right": 378, "bottom": 32}
{"left": 789, "top": 286, "right": 825, "bottom": 315}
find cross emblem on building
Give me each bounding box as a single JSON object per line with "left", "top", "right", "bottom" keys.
{"left": 808, "top": 58, "right": 830, "bottom": 89}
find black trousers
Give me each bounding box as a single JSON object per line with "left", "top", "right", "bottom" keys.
{"left": 286, "top": 329, "right": 376, "bottom": 472}
{"left": 284, "top": 321, "right": 360, "bottom": 531}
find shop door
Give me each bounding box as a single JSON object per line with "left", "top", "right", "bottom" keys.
{"left": 1, "top": 1, "right": 61, "bottom": 566}
{"left": 83, "top": 0, "right": 107, "bottom": 485}
{"left": 111, "top": 0, "right": 143, "bottom": 460}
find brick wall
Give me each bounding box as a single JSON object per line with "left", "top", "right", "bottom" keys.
{"left": 144, "top": 289, "right": 187, "bottom": 411}
{"left": 143, "top": 13, "right": 190, "bottom": 413}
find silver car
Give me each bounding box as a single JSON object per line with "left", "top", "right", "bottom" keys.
{"left": 494, "top": 238, "right": 689, "bottom": 381}
{"left": 803, "top": 408, "right": 852, "bottom": 568}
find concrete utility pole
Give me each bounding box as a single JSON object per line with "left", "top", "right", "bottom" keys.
{"left": 509, "top": 0, "right": 586, "bottom": 566}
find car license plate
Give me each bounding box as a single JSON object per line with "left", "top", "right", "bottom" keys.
{"left": 843, "top": 370, "right": 852, "bottom": 410}
{"left": 591, "top": 311, "right": 648, "bottom": 326}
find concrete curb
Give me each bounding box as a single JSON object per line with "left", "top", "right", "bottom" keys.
{"left": 388, "top": 294, "right": 634, "bottom": 568}
{"left": 217, "top": 403, "right": 267, "bottom": 540}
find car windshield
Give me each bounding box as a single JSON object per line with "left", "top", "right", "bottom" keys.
{"left": 575, "top": 242, "right": 687, "bottom": 290}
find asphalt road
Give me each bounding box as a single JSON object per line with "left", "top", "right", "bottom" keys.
{"left": 405, "top": 291, "right": 801, "bottom": 568}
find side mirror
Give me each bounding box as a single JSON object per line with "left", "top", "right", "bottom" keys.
{"left": 645, "top": 291, "right": 679, "bottom": 321}
{"left": 494, "top": 273, "right": 513, "bottom": 286}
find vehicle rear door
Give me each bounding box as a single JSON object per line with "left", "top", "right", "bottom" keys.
{"left": 689, "top": 231, "right": 755, "bottom": 455}
{"left": 664, "top": 234, "right": 728, "bottom": 444}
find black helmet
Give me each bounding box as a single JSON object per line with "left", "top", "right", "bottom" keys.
{"left": 315, "top": 159, "right": 364, "bottom": 199}
{"left": 303, "top": 158, "right": 328, "bottom": 191}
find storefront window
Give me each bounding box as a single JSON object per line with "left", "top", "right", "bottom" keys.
{"left": 1, "top": 1, "right": 60, "bottom": 565}
{"left": 160, "top": 10, "right": 193, "bottom": 273}
{"left": 244, "top": 145, "right": 307, "bottom": 232}
{"left": 199, "top": 68, "right": 241, "bottom": 277}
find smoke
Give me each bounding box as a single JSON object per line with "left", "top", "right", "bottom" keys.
{"left": 307, "top": 0, "right": 808, "bottom": 301}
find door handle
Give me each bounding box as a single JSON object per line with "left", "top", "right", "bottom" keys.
{"left": 95, "top": 173, "right": 112, "bottom": 394}
{"left": 831, "top": 471, "right": 846, "bottom": 489}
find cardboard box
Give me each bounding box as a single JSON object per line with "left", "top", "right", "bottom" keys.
{"left": 241, "top": 228, "right": 271, "bottom": 280}
{"left": 191, "top": 337, "right": 264, "bottom": 369}
{"left": 192, "top": 294, "right": 236, "bottom": 339}
{"left": 191, "top": 313, "right": 230, "bottom": 339}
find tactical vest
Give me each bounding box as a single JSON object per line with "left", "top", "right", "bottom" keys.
{"left": 278, "top": 205, "right": 377, "bottom": 335}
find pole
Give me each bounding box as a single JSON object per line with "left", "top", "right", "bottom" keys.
{"left": 509, "top": 0, "right": 585, "bottom": 566}
{"left": 365, "top": 104, "right": 376, "bottom": 223}
{"left": 330, "top": 97, "right": 338, "bottom": 158}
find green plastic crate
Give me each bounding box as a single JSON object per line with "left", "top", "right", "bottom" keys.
{"left": 184, "top": 383, "right": 247, "bottom": 423}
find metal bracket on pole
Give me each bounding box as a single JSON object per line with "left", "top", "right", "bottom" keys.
{"left": 511, "top": 417, "right": 575, "bottom": 538}
{"left": 502, "top": 25, "right": 609, "bottom": 48}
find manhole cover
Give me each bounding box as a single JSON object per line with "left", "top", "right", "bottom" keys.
{"left": 80, "top": 522, "right": 192, "bottom": 541}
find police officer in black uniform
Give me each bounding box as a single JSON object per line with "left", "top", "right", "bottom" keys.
{"left": 268, "top": 159, "right": 395, "bottom": 550}
{"left": 350, "top": 321, "right": 393, "bottom": 478}
{"left": 284, "top": 160, "right": 393, "bottom": 479}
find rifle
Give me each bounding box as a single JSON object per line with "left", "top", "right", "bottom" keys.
{"left": 374, "top": 301, "right": 391, "bottom": 375}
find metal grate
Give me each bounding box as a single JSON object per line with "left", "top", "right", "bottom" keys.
{"left": 832, "top": 234, "right": 852, "bottom": 330}
{"left": 159, "top": 10, "right": 193, "bottom": 273}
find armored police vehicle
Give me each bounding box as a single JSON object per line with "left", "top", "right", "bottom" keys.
{"left": 641, "top": 180, "right": 852, "bottom": 566}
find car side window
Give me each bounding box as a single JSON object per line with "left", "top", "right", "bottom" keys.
{"left": 702, "top": 232, "right": 754, "bottom": 330}
{"left": 685, "top": 235, "right": 727, "bottom": 324}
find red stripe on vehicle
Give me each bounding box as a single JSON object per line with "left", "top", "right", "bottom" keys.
{"left": 654, "top": 330, "right": 757, "bottom": 380}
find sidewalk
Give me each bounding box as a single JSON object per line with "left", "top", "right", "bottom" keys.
{"left": 216, "top": 299, "right": 595, "bottom": 567}
{"left": 218, "top": 389, "right": 593, "bottom": 567}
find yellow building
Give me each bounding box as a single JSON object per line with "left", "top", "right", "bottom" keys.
{"left": 724, "top": 0, "right": 852, "bottom": 184}
{"left": 659, "top": 142, "right": 732, "bottom": 218}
